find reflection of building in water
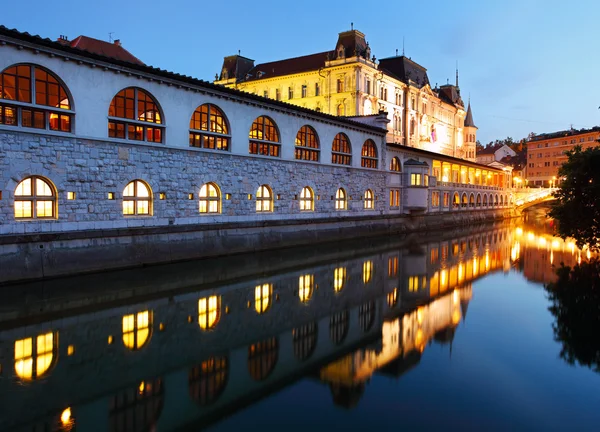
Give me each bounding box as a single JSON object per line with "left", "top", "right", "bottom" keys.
{"left": 319, "top": 286, "right": 472, "bottom": 395}
{"left": 0, "top": 223, "right": 514, "bottom": 431}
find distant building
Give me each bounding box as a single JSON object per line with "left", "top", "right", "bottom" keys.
{"left": 476, "top": 144, "right": 517, "bottom": 165}
{"left": 526, "top": 127, "right": 600, "bottom": 186}
{"left": 215, "top": 28, "right": 477, "bottom": 162}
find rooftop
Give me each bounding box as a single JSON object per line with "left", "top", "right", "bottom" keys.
{"left": 529, "top": 126, "right": 600, "bottom": 142}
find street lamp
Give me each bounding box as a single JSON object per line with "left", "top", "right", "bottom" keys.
{"left": 552, "top": 176, "right": 556, "bottom": 188}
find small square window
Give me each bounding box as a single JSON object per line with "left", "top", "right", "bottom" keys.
{"left": 317, "top": 195, "right": 320, "bottom": 201}
{"left": 108, "top": 192, "right": 115, "bottom": 200}
{"left": 159, "top": 193, "right": 166, "bottom": 200}
{"left": 67, "top": 345, "right": 75, "bottom": 356}
{"left": 107, "top": 335, "right": 114, "bottom": 345}
{"left": 67, "top": 192, "right": 76, "bottom": 200}
{"left": 277, "top": 194, "right": 281, "bottom": 200}
{"left": 248, "top": 194, "right": 252, "bottom": 200}
{"left": 294, "top": 194, "right": 298, "bottom": 200}
{"left": 188, "top": 193, "right": 194, "bottom": 200}
{"left": 225, "top": 193, "right": 231, "bottom": 200}
{"left": 0, "top": 191, "right": 3, "bottom": 200}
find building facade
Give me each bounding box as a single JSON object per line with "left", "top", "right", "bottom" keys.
{"left": 526, "top": 127, "right": 600, "bottom": 186}
{"left": 476, "top": 144, "right": 517, "bottom": 165}
{"left": 215, "top": 28, "right": 478, "bottom": 162}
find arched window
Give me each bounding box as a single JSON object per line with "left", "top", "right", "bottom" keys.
{"left": 390, "top": 157, "right": 401, "bottom": 172}
{"left": 248, "top": 338, "right": 278, "bottom": 381}
{"left": 364, "top": 189, "right": 374, "bottom": 209}
{"left": 189, "top": 356, "right": 228, "bottom": 405}
{"left": 331, "top": 133, "right": 351, "bottom": 165}
{"left": 489, "top": 194, "right": 494, "bottom": 207}
{"left": 122, "top": 310, "right": 152, "bottom": 350}
{"left": 123, "top": 180, "right": 152, "bottom": 216}
{"left": 255, "top": 283, "right": 272, "bottom": 314}
{"left": 330, "top": 310, "right": 349, "bottom": 345}
{"left": 483, "top": 194, "right": 488, "bottom": 207}
{"left": 462, "top": 193, "right": 468, "bottom": 208}
{"left": 363, "top": 260, "right": 373, "bottom": 283}
{"left": 0, "top": 64, "right": 72, "bottom": 131}
{"left": 359, "top": 301, "right": 376, "bottom": 332}
{"left": 299, "top": 186, "right": 314, "bottom": 211}
{"left": 500, "top": 195, "right": 504, "bottom": 206}
{"left": 298, "top": 274, "right": 314, "bottom": 303}
{"left": 335, "top": 188, "right": 347, "bottom": 210}
{"left": 453, "top": 192, "right": 460, "bottom": 209}
{"left": 333, "top": 267, "right": 346, "bottom": 292}
{"left": 361, "top": 140, "right": 378, "bottom": 168}
{"left": 199, "top": 183, "right": 220, "bottom": 214}
{"left": 256, "top": 185, "right": 273, "bottom": 212}
{"left": 108, "top": 87, "right": 163, "bottom": 143}
{"left": 109, "top": 378, "right": 164, "bottom": 432}
{"left": 495, "top": 194, "right": 499, "bottom": 206}
{"left": 469, "top": 193, "right": 475, "bottom": 208}
{"left": 336, "top": 104, "right": 344, "bottom": 116}
{"left": 476, "top": 194, "right": 482, "bottom": 207}
{"left": 387, "top": 288, "right": 398, "bottom": 308}
{"left": 295, "top": 125, "right": 320, "bottom": 161}
{"left": 189, "top": 104, "right": 230, "bottom": 151}
{"left": 14, "top": 176, "right": 56, "bottom": 219}
{"left": 249, "top": 116, "right": 280, "bottom": 157}
{"left": 293, "top": 322, "right": 318, "bottom": 361}
{"left": 14, "top": 332, "right": 56, "bottom": 380}
{"left": 198, "top": 295, "right": 220, "bottom": 330}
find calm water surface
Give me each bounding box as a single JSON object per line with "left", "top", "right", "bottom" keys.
{"left": 1, "top": 214, "right": 598, "bottom": 431}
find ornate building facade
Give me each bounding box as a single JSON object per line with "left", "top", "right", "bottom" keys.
{"left": 215, "top": 28, "right": 477, "bottom": 162}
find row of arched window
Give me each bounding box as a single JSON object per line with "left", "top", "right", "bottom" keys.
{"left": 0, "top": 64, "right": 381, "bottom": 168}
{"left": 8, "top": 176, "right": 379, "bottom": 219}
{"left": 451, "top": 192, "right": 511, "bottom": 209}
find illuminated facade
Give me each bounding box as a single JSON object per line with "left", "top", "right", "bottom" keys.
{"left": 526, "top": 127, "right": 600, "bottom": 186}
{"left": 215, "top": 28, "right": 477, "bottom": 161}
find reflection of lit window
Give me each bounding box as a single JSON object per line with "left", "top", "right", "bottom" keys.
{"left": 387, "top": 288, "right": 398, "bottom": 307}
{"left": 333, "top": 267, "right": 346, "bottom": 292}
{"left": 248, "top": 338, "right": 278, "bottom": 381}
{"left": 388, "top": 256, "right": 398, "bottom": 277}
{"left": 123, "top": 180, "right": 152, "bottom": 216}
{"left": 363, "top": 261, "right": 373, "bottom": 284}
{"left": 199, "top": 182, "right": 221, "bottom": 214}
{"left": 254, "top": 283, "right": 272, "bottom": 314}
{"left": 330, "top": 310, "right": 349, "bottom": 345}
{"left": 359, "top": 301, "right": 376, "bottom": 331}
{"left": 14, "top": 332, "right": 55, "bottom": 380}
{"left": 110, "top": 378, "right": 164, "bottom": 431}
{"left": 298, "top": 274, "right": 314, "bottom": 303}
{"left": 198, "top": 296, "right": 220, "bottom": 330}
{"left": 14, "top": 176, "right": 56, "bottom": 219}
{"left": 122, "top": 311, "right": 151, "bottom": 350}
{"left": 408, "top": 276, "right": 420, "bottom": 292}
{"left": 293, "top": 322, "right": 317, "bottom": 361}
{"left": 189, "top": 356, "right": 228, "bottom": 405}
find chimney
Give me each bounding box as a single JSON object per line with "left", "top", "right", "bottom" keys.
{"left": 113, "top": 39, "right": 121, "bottom": 47}
{"left": 56, "top": 35, "right": 70, "bottom": 45}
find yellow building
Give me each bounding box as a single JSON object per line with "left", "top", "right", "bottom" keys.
{"left": 215, "top": 28, "right": 477, "bottom": 161}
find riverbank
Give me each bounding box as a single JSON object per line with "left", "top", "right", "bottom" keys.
{"left": 0, "top": 208, "right": 516, "bottom": 284}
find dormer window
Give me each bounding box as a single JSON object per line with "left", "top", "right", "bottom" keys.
{"left": 337, "top": 45, "right": 345, "bottom": 59}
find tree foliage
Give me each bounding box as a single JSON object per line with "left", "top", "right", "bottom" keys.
{"left": 546, "top": 259, "right": 600, "bottom": 372}
{"left": 549, "top": 145, "right": 600, "bottom": 251}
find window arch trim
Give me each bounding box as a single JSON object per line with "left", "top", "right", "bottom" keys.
{"left": 199, "top": 182, "right": 221, "bottom": 214}
{"left": 361, "top": 139, "right": 378, "bottom": 169}
{"left": 331, "top": 132, "right": 352, "bottom": 165}
{"left": 122, "top": 179, "right": 153, "bottom": 216}
{"left": 295, "top": 125, "right": 320, "bottom": 162}
{"left": 189, "top": 103, "right": 231, "bottom": 151}
{"left": 249, "top": 115, "right": 281, "bottom": 157}
{"left": 108, "top": 87, "right": 164, "bottom": 143}
{"left": 14, "top": 175, "right": 57, "bottom": 219}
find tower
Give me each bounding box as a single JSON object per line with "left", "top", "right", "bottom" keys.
{"left": 463, "top": 101, "right": 477, "bottom": 161}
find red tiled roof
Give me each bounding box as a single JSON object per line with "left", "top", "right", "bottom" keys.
{"left": 67, "top": 35, "right": 144, "bottom": 65}
{"left": 245, "top": 51, "right": 333, "bottom": 82}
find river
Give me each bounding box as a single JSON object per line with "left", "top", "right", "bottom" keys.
{"left": 0, "top": 213, "right": 598, "bottom": 431}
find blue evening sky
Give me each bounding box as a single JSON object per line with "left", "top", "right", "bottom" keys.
{"left": 4, "top": 0, "right": 599, "bottom": 144}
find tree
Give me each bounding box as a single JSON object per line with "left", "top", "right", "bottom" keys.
{"left": 549, "top": 145, "right": 600, "bottom": 251}
{"left": 546, "top": 259, "right": 600, "bottom": 372}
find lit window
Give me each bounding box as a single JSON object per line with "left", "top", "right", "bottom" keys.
{"left": 336, "top": 104, "right": 344, "bottom": 116}
{"left": 388, "top": 256, "right": 398, "bottom": 277}
{"left": 249, "top": 116, "right": 280, "bottom": 157}
{"left": 14, "top": 176, "right": 56, "bottom": 219}
{"left": 336, "top": 78, "right": 344, "bottom": 93}
{"left": 332, "top": 133, "right": 352, "bottom": 165}
{"left": 359, "top": 301, "right": 376, "bottom": 331}
{"left": 189, "top": 104, "right": 230, "bottom": 151}
{"left": 123, "top": 180, "right": 152, "bottom": 216}
{"left": 333, "top": 267, "right": 346, "bottom": 292}
{"left": 293, "top": 322, "right": 317, "bottom": 361}
{"left": 295, "top": 125, "right": 320, "bottom": 161}
{"left": 330, "top": 310, "right": 349, "bottom": 345}
{"left": 122, "top": 310, "right": 152, "bottom": 350}
{"left": 361, "top": 139, "right": 378, "bottom": 168}
{"left": 254, "top": 283, "right": 272, "bottom": 314}
{"left": 189, "top": 356, "right": 228, "bottom": 405}
{"left": 364, "top": 189, "right": 374, "bottom": 209}
{"left": 299, "top": 186, "right": 314, "bottom": 211}
{"left": 408, "top": 276, "right": 420, "bottom": 292}
{"left": 199, "top": 183, "right": 220, "bottom": 214}
{"left": 389, "top": 189, "right": 400, "bottom": 207}
{"left": 14, "top": 332, "right": 56, "bottom": 380}
{"left": 298, "top": 274, "right": 314, "bottom": 303}
{"left": 256, "top": 185, "right": 273, "bottom": 212}
{"left": 248, "top": 338, "right": 278, "bottom": 381}
{"left": 390, "top": 157, "right": 401, "bottom": 172}
{"left": 108, "top": 87, "right": 163, "bottom": 143}
{"left": 198, "top": 295, "right": 220, "bottom": 330}
{"left": 335, "top": 188, "right": 347, "bottom": 210}
{"left": 387, "top": 288, "right": 398, "bottom": 307}
{"left": 0, "top": 64, "right": 72, "bottom": 131}
{"left": 410, "top": 173, "right": 422, "bottom": 186}
{"left": 363, "top": 260, "right": 373, "bottom": 283}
